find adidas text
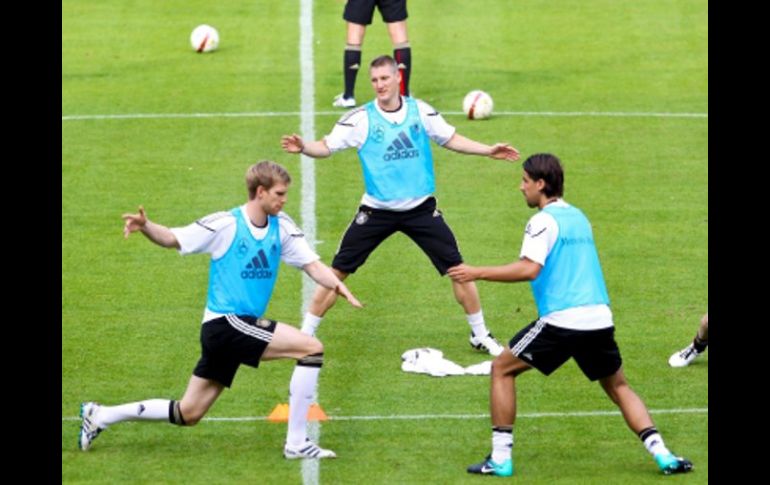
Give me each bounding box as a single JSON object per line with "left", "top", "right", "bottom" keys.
{"left": 241, "top": 269, "right": 273, "bottom": 279}
{"left": 384, "top": 149, "right": 419, "bottom": 161}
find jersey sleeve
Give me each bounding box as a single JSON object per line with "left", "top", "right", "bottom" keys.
{"left": 519, "top": 211, "right": 558, "bottom": 266}
{"left": 277, "top": 212, "right": 320, "bottom": 268}
{"left": 324, "top": 107, "right": 369, "bottom": 152}
{"left": 170, "top": 211, "right": 236, "bottom": 258}
{"left": 417, "top": 99, "right": 456, "bottom": 146}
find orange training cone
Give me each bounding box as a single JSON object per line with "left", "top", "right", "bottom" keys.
{"left": 307, "top": 403, "right": 328, "bottom": 421}
{"left": 266, "top": 403, "right": 329, "bottom": 422}
{"left": 267, "top": 403, "right": 289, "bottom": 422}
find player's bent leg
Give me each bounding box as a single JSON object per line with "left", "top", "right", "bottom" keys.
{"left": 307, "top": 269, "right": 349, "bottom": 319}
{"left": 467, "top": 353, "right": 529, "bottom": 475}
{"left": 263, "top": 323, "right": 323, "bottom": 361}
{"left": 264, "top": 323, "right": 336, "bottom": 459}
{"left": 490, "top": 353, "right": 531, "bottom": 426}
{"left": 78, "top": 377, "right": 223, "bottom": 451}
{"left": 599, "top": 369, "right": 693, "bottom": 475}
{"left": 178, "top": 375, "right": 225, "bottom": 426}
{"left": 598, "top": 368, "right": 654, "bottom": 433}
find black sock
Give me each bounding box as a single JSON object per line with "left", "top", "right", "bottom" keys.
{"left": 637, "top": 426, "right": 658, "bottom": 442}
{"left": 343, "top": 47, "right": 361, "bottom": 99}
{"left": 393, "top": 46, "right": 411, "bottom": 96}
{"left": 693, "top": 336, "right": 708, "bottom": 353}
{"left": 168, "top": 400, "right": 187, "bottom": 426}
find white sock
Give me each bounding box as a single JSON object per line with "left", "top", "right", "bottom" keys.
{"left": 643, "top": 432, "right": 670, "bottom": 456}
{"left": 491, "top": 427, "right": 513, "bottom": 463}
{"left": 286, "top": 365, "right": 321, "bottom": 446}
{"left": 300, "top": 313, "right": 323, "bottom": 336}
{"left": 97, "top": 399, "right": 171, "bottom": 426}
{"left": 467, "top": 310, "right": 489, "bottom": 337}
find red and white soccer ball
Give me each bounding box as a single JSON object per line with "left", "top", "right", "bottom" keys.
{"left": 463, "top": 90, "right": 494, "bottom": 120}
{"left": 190, "top": 24, "right": 219, "bottom": 53}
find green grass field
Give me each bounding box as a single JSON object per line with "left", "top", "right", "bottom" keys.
{"left": 62, "top": 0, "right": 707, "bottom": 483}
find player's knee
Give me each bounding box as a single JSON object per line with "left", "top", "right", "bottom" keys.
{"left": 601, "top": 375, "right": 628, "bottom": 404}
{"left": 181, "top": 407, "right": 206, "bottom": 426}
{"left": 314, "top": 340, "right": 324, "bottom": 355}
{"left": 490, "top": 358, "right": 512, "bottom": 379}
{"left": 184, "top": 414, "right": 203, "bottom": 426}
{"left": 306, "top": 337, "right": 324, "bottom": 356}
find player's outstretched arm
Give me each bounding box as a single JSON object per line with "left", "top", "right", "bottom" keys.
{"left": 447, "top": 259, "right": 541, "bottom": 283}
{"left": 121, "top": 205, "right": 180, "bottom": 249}
{"left": 281, "top": 134, "right": 332, "bottom": 159}
{"left": 303, "top": 260, "right": 363, "bottom": 308}
{"left": 442, "top": 133, "right": 520, "bottom": 161}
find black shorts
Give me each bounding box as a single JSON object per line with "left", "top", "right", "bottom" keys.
{"left": 508, "top": 320, "right": 622, "bottom": 381}
{"left": 331, "top": 197, "right": 463, "bottom": 275}
{"left": 193, "top": 315, "right": 277, "bottom": 388}
{"left": 343, "top": 0, "right": 408, "bottom": 25}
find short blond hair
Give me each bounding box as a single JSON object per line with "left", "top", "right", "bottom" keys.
{"left": 246, "top": 161, "right": 291, "bottom": 200}
{"left": 369, "top": 54, "right": 398, "bottom": 73}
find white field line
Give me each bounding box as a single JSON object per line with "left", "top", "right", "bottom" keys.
{"left": 299, "top": 1, "right": 318, "bottom": 483}
{"left": 62, "top": 407, "right": 707, "bottom": 422}
{"left": 61, "top": 110, "right": 708, "bottom": 121}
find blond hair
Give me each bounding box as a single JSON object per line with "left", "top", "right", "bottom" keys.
{"left": 245, "top": 161, "right": 291, "bottom": 200}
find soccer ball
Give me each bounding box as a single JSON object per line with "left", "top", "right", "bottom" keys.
{"left": 190, "top": 24, "right": 219, "bottom": 53}
{"left": 463, "top": 90, "right": 494, "bottom": 120}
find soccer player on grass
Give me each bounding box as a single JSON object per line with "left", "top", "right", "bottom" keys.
{"left": 448, "top": 153, "right": 693, "bottom": 477}
{"left": 282, "top": 54, "right": 520, "bottom": 356}
{"left": 78, "top": 161, "right": 362, "bottom": 459}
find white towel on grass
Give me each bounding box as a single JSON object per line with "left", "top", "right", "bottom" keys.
{"left": 463, "top": 360, "right": 493, "bottom": 375}
{"left": 400, "top": 348, "right": 491, "bottom": 377}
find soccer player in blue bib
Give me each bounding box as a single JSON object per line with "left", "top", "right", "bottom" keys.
{"left": 282, "top": 55, "right": 521, "bottom": 356}
{"left": 448, "top": 153, "right": 693, "bottom": 477}
{"left": 78, "top": 161, "right": 361, "bottom": 459}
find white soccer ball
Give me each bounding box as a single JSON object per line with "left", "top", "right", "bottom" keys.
{"left": 463, "top": 90, "right": 494, "bottom": 120}
{"left": 190, "top": 24, "right": 219, "bottom": 53}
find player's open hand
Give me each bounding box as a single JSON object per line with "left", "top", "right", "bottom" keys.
{"left": 446, "top": 263, "right": 478, "bottom": 283}
{"left": 281, "top": 134, "right": 305, "bottom": 154}
{"left": 122, "top": 205, "right": 147, "bottom": 238}
{"left": 489, "top": 143, "right": 521, "bottom": 162}
{"left": 336, "top": 282, "right": 364, "bottom": 308}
